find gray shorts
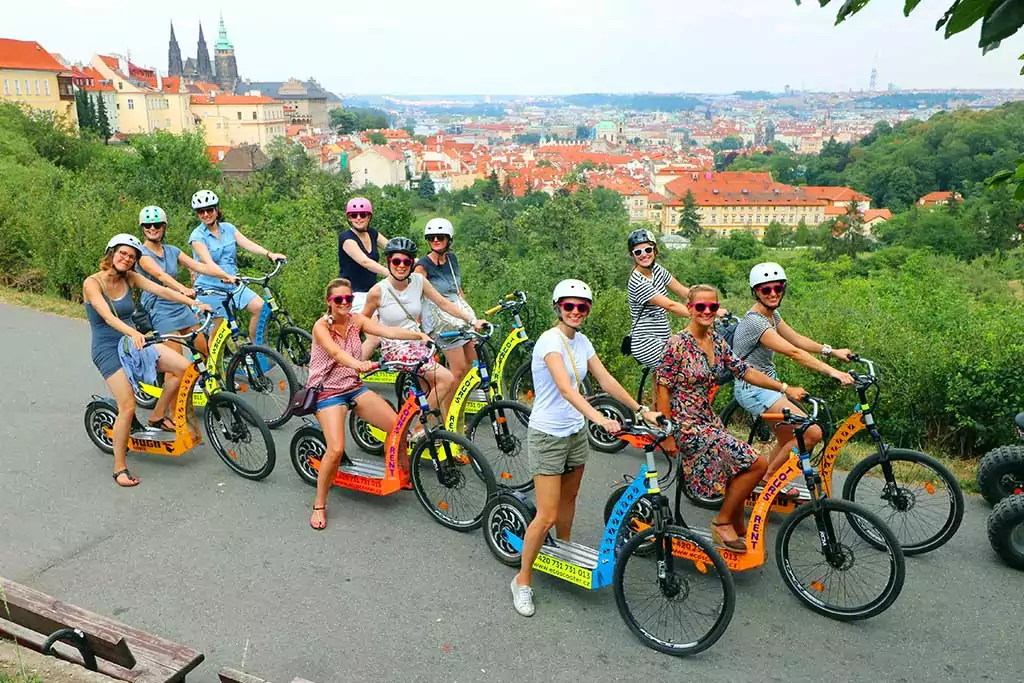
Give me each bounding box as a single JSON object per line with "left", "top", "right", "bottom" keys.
{"left": 528, "top": 427, "right": 588, "bottom": 477}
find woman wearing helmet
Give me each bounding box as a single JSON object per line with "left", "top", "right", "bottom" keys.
{"left": 82, "top": 234, "right": 212, "bottom": 487}
{"left": 136, "top": 205, "right": 235, "bottom": 357}
{"left": 188, "top": 190, "right": 286, "bottom": 343}
{"left": 414, "top": 217, "right": 477, "bottom": 385}
{"left": 338, "top": 196, "right": 389, "bottom": 359}
{"left": 731, "top": 262, "right": 855, "bottom": 493}
{"left": 509, "top": 279, "right": 660, "bottom": 618}
{"left": 362, "top": 237, "right": 486, "bottom": 424}
{"left": 626, "top": 228, "right": 707, "bottom": 370}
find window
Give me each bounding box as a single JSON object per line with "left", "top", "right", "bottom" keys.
{"left": 127, "top": 98, "right": 134, "bottom": 110}
{"left": 14, "top": 80, "right": 20, "bottom": 95}
{"left": 252, "top": 111, "right": 257, "bottom": 120}
{"left": 2, "top": 80, "right": 8, "bottom": 95}
{"left": 43, "top": 80, "right": 49, "bottom": 96}
{"left": 34, "top": 80, "right": 39, "bottom": 95}
{"left": 25, "top": 80, "right": 30, "bottom": 95}
{"left": 237, "top": 111, "right": 242, "bottom": 120}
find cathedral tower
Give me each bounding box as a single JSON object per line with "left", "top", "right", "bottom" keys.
{"left": 196, "top": 22, "right": 214, "bottom": 82}
{"left": 214, "top": 13, "right": 239, "bottom": 94}
{"left": 168, "top": 21, "right": 183, "bottom": 77}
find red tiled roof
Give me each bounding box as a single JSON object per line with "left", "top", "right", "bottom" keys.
{"left": 801, "top": 186, "right": 869, "bottom": 203}
{"left": 161, "top": 76, "right": 181, "bottom": 93}
{"left": 918, "top": 190, "right": 958, "bottom": 203}
{"left": 80, "top": 66, "right": 115, "bottom": 92}
{"left": 371, "top": 145, "right": 405, "bottom": 162}
{"left": 205, "top": 146, "right": 232, "bottom": 164}
{"left": 190, "top": 94, "right": 278, "bottom": 105}
{"left": 863, "top": 208, "right": 892, "bottom": 222}
{"left": 98, "top": 54, "right": 119, "bottom": 70}
{"left": 0, "top": 38, "right": 65, "bottom": 71}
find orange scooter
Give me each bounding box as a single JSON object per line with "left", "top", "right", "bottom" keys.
{"left": 289, "top": 351, "right": 498, "bottom": 531}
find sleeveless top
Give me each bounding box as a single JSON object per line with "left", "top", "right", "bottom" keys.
{"left": 85, "top": 277, "right": 135, "bottom": 355}
{"left": 627, "top": 263, "right": 673, "bottom": 368}
{"left": 416, "top": 252, "right": 461, "bottom": 300}
{"left": 189, "top": 221, "right": 241, "bottom": 291}
{"left": 137, "top": 243, "right": 183, "bottom": 310}
{"left": 376, "top": 274, "right": 425, "bottom": 332}
{"left": 338, "top": 227, "right": 380, "bottom": 293}
{"left": 306, "top": 319, "right": 362, "bottom": 393}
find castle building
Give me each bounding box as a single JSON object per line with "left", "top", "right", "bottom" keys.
{"left": 168, "top": 18, "right": 233, "bottom": 91}
{"left": 213, "top": 14, "right": 238, "bottom": 94}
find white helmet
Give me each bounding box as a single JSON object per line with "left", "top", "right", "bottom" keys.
{"left": 106, "top": 233, "right": 143, "bottom": 258}
{"left": 191, "top": 190, "right": 219, "bottom": 211}
{"left": 551, "top": 279, "right": 593, "bottom": 304}
{"left": 139, "top": 205, "right": 167, "bottom": 225}
{"left": 749, "top": 262, "right": 787, "bottom": 289}
{"left": 424, "top": 217, "right": 454, "bottom": 239}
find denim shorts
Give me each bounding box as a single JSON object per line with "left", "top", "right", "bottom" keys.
{"left": 198, "top": 285, "right": 260, "bottom": 320}
{"left": 316, "top": 385, "right": 370, "bottom": 411}
{"left": 734, "top": 380, "right": 784, "bottom": 418}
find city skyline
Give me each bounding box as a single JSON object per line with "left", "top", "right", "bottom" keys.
{"left": 6, "top": 0, "right": 1024, "bottom": 95}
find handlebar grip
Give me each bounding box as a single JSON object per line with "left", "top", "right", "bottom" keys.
{"left": 505, "top": 293, "right": 516, "bottom": 300}
{"left": 484, "top": 304, "right": 502, "bottom": 316}
{"left": 655, "top": 415, "right": 669, "bottom": 427}
{"left": 849, "top": 353, "right": 861, "bottom": 362}
{"left": 437, "top": 330, "right": 463, "bottom": 339}
{"left": 761, "top": 412, "right": 786, "bottom": 421}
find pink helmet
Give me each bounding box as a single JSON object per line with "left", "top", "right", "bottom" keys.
{"left": 346, "top": 197, "right": 373, "bottom": 216}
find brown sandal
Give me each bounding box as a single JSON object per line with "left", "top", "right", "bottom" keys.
{"left": 148, "top": 416, "right": 176, "bottom": 432}
{"left": 310, "top": 506, "right": 326, "bottom": 530}
{"left": 711, "top": 521, "right": 747, "bottom": 552}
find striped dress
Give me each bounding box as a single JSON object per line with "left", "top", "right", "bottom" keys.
{"left": 627, "top": 264, "right": 673, "bottom": 369}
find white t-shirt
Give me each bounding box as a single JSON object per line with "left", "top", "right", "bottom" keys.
{"left": 528, "top": 327, "right": 596, "bottom": 437}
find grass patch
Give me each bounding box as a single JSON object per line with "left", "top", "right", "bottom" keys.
{"left": 0, "top": 286, "right": 84, "bottom": 320}
{"left": 0, "top": 672, "right": 44, "bottom": 683}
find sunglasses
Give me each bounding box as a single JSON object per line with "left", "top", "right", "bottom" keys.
{"left": 348, "top": 212, "right": 371, "bottom": 219}
{"left": 632, "top": 246, "right": 655, "bottom": 257}
{"left": 560, "top": 302, "right": 591, "bottom": 314}
{"left": 427, "top": 235, "right": 448, "bottom": 242}
{"left": 689, "top": 302, "right": 720, "bottom": 313}
{"left": 389, "top": 256, "right": 414, "bottom": 268}
{"left": 142, "top": 223, "right": 166, "bottom": 230}
{"left": 757, "top": 284, "right": 786, "bottom": 296}
{"left": 196, "top": 207, "right": 217, "bottom": 215}
{"left": 328, "top": 294, "right": 355, "bottom": 305}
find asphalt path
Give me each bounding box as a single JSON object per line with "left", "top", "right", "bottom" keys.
{"left": 0, "top": 302, "right": 1020, "bottom": 683}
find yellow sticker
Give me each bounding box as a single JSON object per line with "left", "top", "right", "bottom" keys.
{"left": 533, "top": 553, "right": 593, "bottom": 589}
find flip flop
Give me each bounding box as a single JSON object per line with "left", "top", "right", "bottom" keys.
{"left": 113, "top": 469, "right": 139, "bottom": 487}
{"left": 310, "top": 505, "right": 326, "bottom": 530}
{"left": 148, "top": 416, "right": 176, "bottom": 432}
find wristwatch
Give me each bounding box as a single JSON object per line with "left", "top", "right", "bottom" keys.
{"left": 780, "top": 382, "right": 789, "bottom": 393}
{"left": 820, "top": 344, "right": 833, "bottom": 357}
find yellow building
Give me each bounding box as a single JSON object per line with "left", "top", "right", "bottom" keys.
{"left": 0, "top": 38, "right": 77, "bottom": 127}
{"left": 89, "top": 54, "right": 195, "bottom": 134}
{"left": 189, "top": 94, "right": 286, "bottom": 147}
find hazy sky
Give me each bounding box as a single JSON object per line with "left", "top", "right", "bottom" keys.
{"left": 5, "top": 0, "right": 1023, "bottom": 95}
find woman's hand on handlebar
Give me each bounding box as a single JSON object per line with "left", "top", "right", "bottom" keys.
{"left": 830, "top": 369, "right": 855, "bottom": 386}
{"left": 830, "top": 348, "right": 854, "bottom": 362}
{"left": 471, "top": 318, "right": 488, "bottom": 332}
{"left": 129, "top": 330, "right": 148, "bottom": 350}
{"left": 602, "top": 418, "right": 622, "bottom": 435}
{"left": 355, "top": 360, "right": 377, "bottom": 373}
{"left": 221, "top": 275, "right": 240, "bottom": 285}
{"left": 416, "top": 331, "right": 433, "bottom": 343}
{"left": 192, "top": 301, "right": 214, "bottom": 314}
{"left": 268, "top": 252, "right": 287, "bottom": 262}
{"left": 640, "top": 409, "right": 663, "bottom": 426}
{"left": 784, "top": 385, "right": 808, "bottom": 402}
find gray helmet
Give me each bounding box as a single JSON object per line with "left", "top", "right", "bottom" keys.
{"left": 106, "top": 233, "right": 143, "bottom": 258}
{"left": 383, "top": 236, "right": 417, "bottom": 259}
{"left": 627, "top": 228, "right": 657, "bottom": 251}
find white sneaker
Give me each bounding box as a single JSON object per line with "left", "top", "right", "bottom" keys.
{"left": 510, "top": 577, "right": 535, "bottom": 617}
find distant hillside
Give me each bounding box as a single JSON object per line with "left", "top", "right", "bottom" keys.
{"left": 562, "top": 93, "right": 705, "bottom": 111}
{"left": 854, "top": 92, "right": 984, "bottom": 109}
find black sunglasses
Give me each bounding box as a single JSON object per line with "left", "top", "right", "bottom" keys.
{"left": 142, "top": 223, "right": 166, "bottom": 229}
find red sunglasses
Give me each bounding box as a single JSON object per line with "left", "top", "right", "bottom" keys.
{"left": 328, "top": 294, "right": 355, "bottom": 305}
{"left": 348, "top": 211, "right": 372, "bottom": 219}
{"left": 389, "top": 256, "right": 414, "bottom": 268}
{"left": 758, "top": 284, "right": 786, "bottom": 296}
{"left": 689, "top": 302, "right": 720, "bottom": 313}
{"left": 560, "top": 301, "right": 591, "bottom": 314}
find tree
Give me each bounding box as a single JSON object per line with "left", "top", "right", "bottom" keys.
{"left": 403, "top": 117, "right": 416, "bottom": 136}
{"left": 86, "top": 95, "right": 98, "bottom": 136}
{"left": 802, "top": 1, "right": 1024, "bottom": 67}
{"left": 677, "top": 190, "right": 703, "bottom": 238}
{"left": 482, "top": 170, "right": 500, "bottom": 201}
{"left": 95, "top": 95, "right": 111, "bottom": 143}
{"left": 368, "top": 131, "right": 387, "bottom": 145}
{"left": 821, "top": 206, "right": 871, "bottom": 260}
{"left": 502, "top": 175, "right": 515, "bottom": 201}
{"left": 717, "top": 230, "right": 763, "bottom": 259}
{"left": 418, "top": 170, "right": 435, "bottom": 198}
{"left": 763, "top": 221, "right": 792, "bottom": 248}
{"left": 792, "top": 218, "right": 813, "bottom": 246}
{"left": 74, "top": 90, "right": 88, "bottom": 131}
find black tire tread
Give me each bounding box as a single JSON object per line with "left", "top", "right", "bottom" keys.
{"left": 977, "top": 444, "right": 1024, "bottom": 507}
{"left": 204, "top": 392, "right": 277, "bottom": 480}
{"left": 225, "top": 343, "right": 299, "bottom": 429}
{"left": 409, "top": 429, "right": 497, "bottom": 531}
{"left": 465, "top": 400, "right": 533, "bottom": 492}
{"left": 987, "top": 493, "right": 1024, "bottom": 570}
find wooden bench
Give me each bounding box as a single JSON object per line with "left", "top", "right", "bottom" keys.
{"left": 219, "top": 667, "right": 316, "bottom": 683}
{"left": 0, "top": 577, "right": 203, "bottom": 682}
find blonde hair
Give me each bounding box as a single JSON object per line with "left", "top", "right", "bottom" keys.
{"left": 687, "top": 283, "right": 720, "bottom": 303}
{"left": 324, "top": 278, "right": 353, "bottom": 324}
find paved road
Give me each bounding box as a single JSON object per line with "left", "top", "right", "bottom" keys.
{"left": 1, "top": 302, "right": 1020, "bottom": 683}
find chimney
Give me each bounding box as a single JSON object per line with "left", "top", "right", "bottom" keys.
{"left": 208, "top": 92, "right": 215, "bottom": 104}
{"left": 156, "top": 72, "right": 162, "bottom": 90}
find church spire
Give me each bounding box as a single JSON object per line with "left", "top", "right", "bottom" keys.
{"left": 168, "top": 21, "right": 183, "bottom": 77}
{"left": 196, "top": 21, "right": 214, "bottom": 82}
{"left": 215, "top": 12, "right": 234, "bottom": 51}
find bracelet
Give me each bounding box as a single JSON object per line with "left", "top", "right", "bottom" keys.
{"left": 637, "top": 404, "right": 650, "bottom": 414}
{"left": 780, "top": 382, "right": 789, "bottom": 393}
{"left": 820, "top": 344, "right": 833, "bottom": 357}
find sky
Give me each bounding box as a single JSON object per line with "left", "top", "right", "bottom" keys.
{"left": 5, "top": 0, "right": 1024, "bottom": 95}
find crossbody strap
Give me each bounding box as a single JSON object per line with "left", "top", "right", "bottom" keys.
{"left": 91, "top": 275, "right": 118, "bottom": 313}
{"left": 446, "top": 255, "right": 461, "bottom": 293}
{"left": 557, "top": 331, "right": 584, "bottom": 392}
{"left": 383, "top": 280, "right": 424, "bottom": 332}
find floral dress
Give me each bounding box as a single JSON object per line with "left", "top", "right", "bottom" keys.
{"left": 654, "top": 330, "right": 758, "bottom": 498}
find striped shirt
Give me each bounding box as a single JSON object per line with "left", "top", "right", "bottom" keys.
{"left": 731, "top": 309, "right": 782, "bottom": 379}
{"left": 627, "top": 264, "right": 673, "bottom": 369}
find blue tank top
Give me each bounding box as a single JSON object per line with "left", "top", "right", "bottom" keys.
{"left": 416, "top": 252, "right": 461, "bottom": 299}
{"left": 338, "top": 227, "right": 379, "bottom": 293}
{"left": 137, "top": 243, "right": 182, "bottom": 310}
{"left": 85, "top": 277, "right": 135, "bottom": 356}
